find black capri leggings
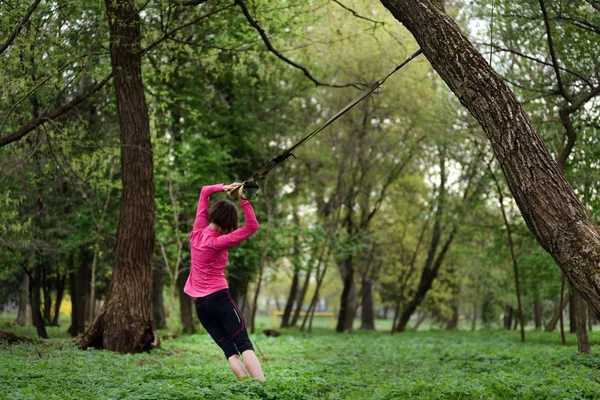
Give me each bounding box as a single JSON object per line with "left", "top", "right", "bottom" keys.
{"left": 195, "top": 289, "right": 254, "bottom": 359}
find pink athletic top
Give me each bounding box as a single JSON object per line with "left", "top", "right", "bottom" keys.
{"left": 183, "top": 184, "right": 260, "bottom": 298}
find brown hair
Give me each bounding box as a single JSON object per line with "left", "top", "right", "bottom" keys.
{"left": 208, "top": 200, "right": 238, "bottom": 233}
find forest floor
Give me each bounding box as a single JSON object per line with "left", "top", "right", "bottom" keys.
{"left": 1, "top": 315, "right": 600, "bottom": 399}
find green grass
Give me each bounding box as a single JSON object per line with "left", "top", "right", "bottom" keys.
{"left": 2, "top": 315, "right": 600, "bottom": 399}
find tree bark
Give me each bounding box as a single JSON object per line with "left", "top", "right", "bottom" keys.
{"left": 16, "top": 272, "right": 31, "bottom": 326}
{"left": 78, "top": 0, "right": 157, "bottom": 353}
{"left": 380, "top": 0, "right": 600, "bottom": 315}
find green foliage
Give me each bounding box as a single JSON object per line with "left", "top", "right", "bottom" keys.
{"left": 2, "top": 329, "right": 600, "bottom": 399}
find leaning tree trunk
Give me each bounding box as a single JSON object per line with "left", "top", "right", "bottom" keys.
{"left": 78, "top": 0, "right": 157, "bottom": 353}
{"left": 380, "top": 0, "right": 600, "bottom": 315}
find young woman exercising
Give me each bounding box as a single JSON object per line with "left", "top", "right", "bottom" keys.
{"left": 184, "top": 182, "right": 265, "bottom": 380}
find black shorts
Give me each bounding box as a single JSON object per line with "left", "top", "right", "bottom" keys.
{"left": 195, "top": 289, "right": 254, "bottom": 359}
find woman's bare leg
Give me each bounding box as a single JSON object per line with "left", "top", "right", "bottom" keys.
{"left": 241, "top": 350, "right": 265, "bottom": 380}
{"left": 227, "top": 354, "right": 248, "bottom": 380}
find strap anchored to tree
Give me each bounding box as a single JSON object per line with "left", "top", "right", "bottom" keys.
{"left": 229, "top": 49, "right": 423, "bottom": 199}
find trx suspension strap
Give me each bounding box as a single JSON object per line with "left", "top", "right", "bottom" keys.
{"left": 229, "top": 49, "right": 423, "bottom": 200}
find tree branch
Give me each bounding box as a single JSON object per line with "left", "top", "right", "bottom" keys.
{"left": 234, "top": 0, "right": 368, "bottom": 89}
{"left": 0, "top": 73, "right": 114, "bottom": 148}
{"left": 479, "top": 42, "right": 592, "bottom": 86}
{"left": 0, "top": 0, "right": 42, "bottom": 56}
{"left": 538, "top": 0, "right": 572, "bottom": 102}
{"left": 0, "top": 4, "right": 232, "bottom": 149}
{"left": 332, "top": 0, "right": 384, "bottom": 25}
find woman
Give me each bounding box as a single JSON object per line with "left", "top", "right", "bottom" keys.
{"left": 184, "top": 182, "right": 265, "bottom": 381}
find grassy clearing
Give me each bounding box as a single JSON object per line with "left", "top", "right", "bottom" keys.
{"left": 1, "top": 316, "right": 600, "bottom": 399}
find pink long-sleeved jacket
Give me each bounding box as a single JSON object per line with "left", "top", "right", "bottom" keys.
{"left": 183, "top": 184, "right": 259, "bottom": 298}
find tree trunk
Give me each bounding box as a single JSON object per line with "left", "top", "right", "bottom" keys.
{"left": 78, "top": 0, "right": 157, "bottom": 353}
{"left": 503, "top": 306, "right": 513, "bottom": 330}
{"left": 572, "top": 289, "right": 590, "bottom": 353}
{"left": 68, "top": 250, "right": 90, "bottom": 337}
{"left": 152, "top": 266, "right": 166, "bottom": 329}
{"left": 291, "top": 267, "right": 312, "bottom": 327}
{"left": 281, "top": 207, "right": 302, "bottom": 329}
{"left": 380, "top": 0, "right": 600, "bottom": 315}
{"left": 471, "top": 303, "right": 477, "bottom": 331}
{"left": 490, "top": 166, "right": 525, "bottom": 342}
{"left": 336, "top": 258, "right": 357, "bottom": 332}
{"left": 50, "top": 273, "right": 66, "bottom": 326}
{"left": 30, "top": 264, "right": 48, "bottom": 338}
{"left": 545, "top": 297, "right": 569, "bottom": 332}
{"left": 280, "top": 267, "right": 300, "bottom": 328}
{"left": 177, "top": 269, "right": 195, "bottom": 334}
{"left": 395, "top": 149, "right": 455, "bottom": 332}
{"left": 360, "top": 280, "right": 375, "bottom": 330}
{"left": 16, "top": 272, "right": 31, "bottom": 326}
{"left": 42, "top": 265, "right": 52, "bottom": 323}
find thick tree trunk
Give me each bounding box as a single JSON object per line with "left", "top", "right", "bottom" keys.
{"left": 380, "top": 0, "right": 600, "bottom": 315}
{"left": 78, "top": 0, "right": 157, "bottom": 353}
{"left": 16, "top": 272, "right": 31, "bottom": 326}
{"left": 152, "top": 266, "right": 166, "bottom": 330}
{"left": 177, "top": 269, "right": 195, "bottom": 334}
